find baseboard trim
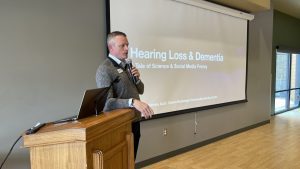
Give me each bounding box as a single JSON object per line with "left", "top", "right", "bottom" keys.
{"left": 135, "top": 120, "right": 270, "bottom": 168}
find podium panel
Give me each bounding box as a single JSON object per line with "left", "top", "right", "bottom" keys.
{"left": 23, "top": 109, "right": 136, "bottom": 169}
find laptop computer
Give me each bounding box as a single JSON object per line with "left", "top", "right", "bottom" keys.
{"left": 53, "top": 87, "right": 110, "bottom": 124}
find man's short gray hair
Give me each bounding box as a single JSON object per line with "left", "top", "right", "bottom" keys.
{"left": 107, "top": 31, "right": 127, "bottom": 46}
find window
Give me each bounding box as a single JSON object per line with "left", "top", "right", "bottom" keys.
{"left": 275, "top": 52, "right": 300, "bottom": 114}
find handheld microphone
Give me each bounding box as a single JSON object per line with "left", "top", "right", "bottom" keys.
{"left": 25, "top": 122, "right": 46, "bottom": 135}
{"left": 125, "top": 59, "right": 138, "bottom": 84}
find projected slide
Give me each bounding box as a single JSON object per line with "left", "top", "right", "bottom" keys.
{"left": 109, "top": 0, "right": 248, "bottom": 115}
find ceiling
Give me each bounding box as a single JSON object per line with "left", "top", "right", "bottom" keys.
{"left": 273, "top": 0, "right": 300, "bottom": 19}
{"left": 208, "top": 0, "right": 300, "bottom": 19}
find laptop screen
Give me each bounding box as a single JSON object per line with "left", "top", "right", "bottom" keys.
{"left": 77, "top": 87, "right": 110, "bottom": 119}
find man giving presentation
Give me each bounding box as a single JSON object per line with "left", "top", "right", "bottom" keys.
{"left": 96, "top": 31, "right": 154, "bottom": 159}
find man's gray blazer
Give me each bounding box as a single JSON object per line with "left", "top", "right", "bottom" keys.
{"left": 96, "top": 57, "right": 144, "bottom": 112}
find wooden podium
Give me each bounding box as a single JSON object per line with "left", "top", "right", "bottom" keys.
{"left": 23, "top": 109, "right": 136, "bottom": 169}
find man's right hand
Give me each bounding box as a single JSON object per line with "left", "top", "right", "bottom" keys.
{"left": 132, "top": 99, "right": 154, "bottom": 119}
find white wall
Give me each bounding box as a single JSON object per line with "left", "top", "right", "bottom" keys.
{"left": 0, "top": 0, "right": 106, "bottom": 168}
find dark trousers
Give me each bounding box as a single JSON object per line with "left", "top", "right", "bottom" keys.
{"left": 131, "top": 121, "right": 141, "bottom": 160}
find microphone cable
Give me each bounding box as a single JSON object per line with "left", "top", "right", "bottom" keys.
{"left": 0, "top": 135, "right": 22, "bottom": 169}
{"left": 1, "top": 122, "right": 45, "bottom": 169}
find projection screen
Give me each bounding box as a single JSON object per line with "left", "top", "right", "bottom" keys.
{"left": 107, "top": 0, "right": 253, "bottom": 117}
